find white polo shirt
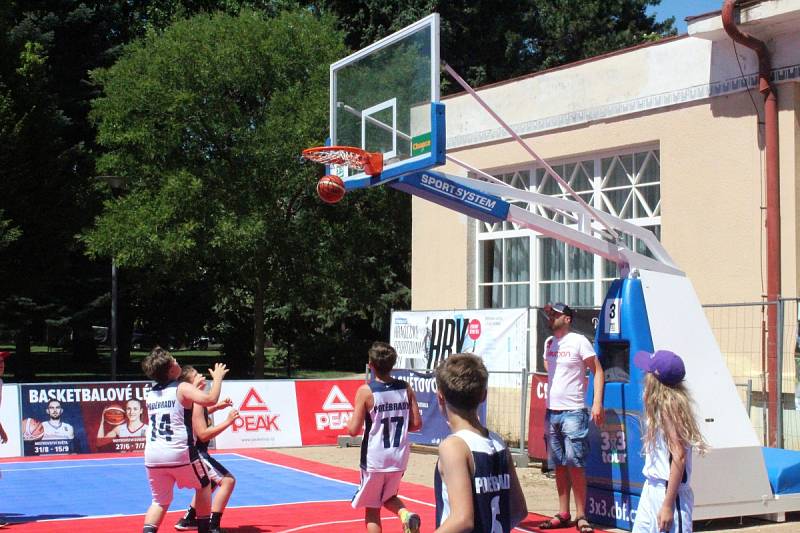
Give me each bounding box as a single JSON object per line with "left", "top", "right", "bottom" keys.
{"left": 544, "top": 331, "right": 596, "bottom": 410}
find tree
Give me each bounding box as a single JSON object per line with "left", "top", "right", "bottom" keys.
{"left": 316, "top": 0, "right": 675, "bottom": 90}
{"left": 85, "top": 9, "right": 358, "bottom": 376}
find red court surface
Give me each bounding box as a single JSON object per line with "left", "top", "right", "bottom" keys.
{"left": 10, "top": 448, "right": 604, "bottom": 532}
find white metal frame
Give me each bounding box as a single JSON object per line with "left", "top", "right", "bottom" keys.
{"left": 472, "top": 147, "right": 664, "bottom": 308}
{"left": 330, "top": 13, "right": 439, "bottom": 181}
{"left": 361, "top": 98, "right": 398, "bottom": 159}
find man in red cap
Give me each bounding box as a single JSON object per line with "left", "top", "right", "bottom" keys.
{"left": 0, "top": 350, "right": 10, "bottom": 528}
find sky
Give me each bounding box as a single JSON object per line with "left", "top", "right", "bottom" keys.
{"left": 647, "top": 0, "right": 727, "bottom": 34}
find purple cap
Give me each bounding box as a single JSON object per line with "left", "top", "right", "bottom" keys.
{"left": 633, "top": 350, "right": 685, "bottom": 386}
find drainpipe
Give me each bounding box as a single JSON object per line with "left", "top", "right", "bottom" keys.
{"left": 722, "top": 0, "right": 781, "bottom": 447}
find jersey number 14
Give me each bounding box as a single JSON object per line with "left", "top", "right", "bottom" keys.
{"left": 150, "top": 414, "right": 174, "bottom": 442}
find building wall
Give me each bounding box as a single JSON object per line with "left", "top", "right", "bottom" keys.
{"left": 412, "top": 84, "right": 799, "bottom": 308}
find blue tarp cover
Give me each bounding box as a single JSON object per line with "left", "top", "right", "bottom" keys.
{"left": 762, "top": 447, "right": 800, "bottom": 495}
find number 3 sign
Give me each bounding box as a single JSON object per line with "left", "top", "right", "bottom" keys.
{"left": 604, "top": 298, "right": 621, "bottom": 335}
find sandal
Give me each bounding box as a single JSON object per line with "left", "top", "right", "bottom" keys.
{"left": 575, "top": 516, "right": 594, "bottom": 533}
{"left": 538, "top": 512, "right": 571, "bottom": 529}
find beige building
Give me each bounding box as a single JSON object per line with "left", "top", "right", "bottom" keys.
{"left": 414, "top": 2, "right": 799, "bottom": 310}
{"left": 410, "top": 2, "right": 800, "bottom": 440}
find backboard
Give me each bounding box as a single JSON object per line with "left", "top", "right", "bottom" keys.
{"left": 330, "top": 13, "right": 442, "bottom": 187}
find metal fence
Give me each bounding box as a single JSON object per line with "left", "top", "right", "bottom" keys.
{"left": 703, "top": 298, "right": 800, "bottom": 449}
{"left": 485, "top": 370, "right": 530, "bottom": 452}
{"left": 487, "top": 298, "right": 800, "bottom": 453}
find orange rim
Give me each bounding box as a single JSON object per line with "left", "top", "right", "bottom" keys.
{"left": 302, "top": 146, "right": 383, "bottom": 176}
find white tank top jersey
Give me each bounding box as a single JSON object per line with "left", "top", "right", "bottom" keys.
{"left": 118, "top": 422, "right": 148, "bottom": 438}
{"left": 360, "top": 379, "right": 412, "bottom": 472}
{"left": 544, "top": 332, "right": 597, "bottom": 410}
{"left": 42, "top": 420, "right": 74, "bottom": 440}
{"left": 144, "top": 381, "right": 196, "bottom": 467}
{"left": 642, "top": 429, "right": 692, "bottom": 485}
{"left": 435, "top": 430, "right": 512, "bottom": 533}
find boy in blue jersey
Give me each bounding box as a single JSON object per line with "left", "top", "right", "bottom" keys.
{"left": 347, "top": 341, "right": 423, "bottom": 533}
{"left": 434, "top": 353, "right": 527, "bottom": 533}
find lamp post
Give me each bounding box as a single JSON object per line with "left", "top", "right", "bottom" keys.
{"left": 99, "top": 175, "right": 127, "bottom": 381}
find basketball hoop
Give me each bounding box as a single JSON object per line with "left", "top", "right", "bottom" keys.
{"left": 302, "top": 146, "right": 384, "bottom": 176}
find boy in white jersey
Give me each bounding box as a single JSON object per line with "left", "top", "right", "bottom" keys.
{"left": 174, "top": 366, "right": 238, "bottom": 533}
{"left": 433, "top": 353, "right": 527, "bottom": 533}
{"left": 632, "top": 350, "right": 707, "bottom": 533}
{"left": 347, "top": 341, "right": 423, "bottom": 533}
{"left": 141, "top": 347, "right": 229, "bottom": 533}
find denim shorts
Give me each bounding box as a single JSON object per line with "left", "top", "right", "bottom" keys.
{"left": 546, "top": 408, "right": 590, "bottom": 468}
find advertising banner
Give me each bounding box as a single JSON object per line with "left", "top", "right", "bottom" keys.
{"left": 295, "top": 379, "right": 363, "bottom": 446}
{"left": 527, "top": 373, "right": 548, "bottom": 460}
{"left": 0, "top": 384, "right": 22, "bottom": 458}
{"left": 390, "top": 308, "right": 528, "bottom": 386}
{"left": 392, "top": 369, "right": 486, "bottom": 446}
{"left": 19, "top": 382, "right": 151, "bottom": 456}
{"left": 212, "top": 380, "right": 301, "bottom": 449}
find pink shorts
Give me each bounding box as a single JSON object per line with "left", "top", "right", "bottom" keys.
{"left": 146, "top": 459, "right": 210, "bottom": 507}
{"left": 351, "top": 469, "right": 404, "bottom": 509}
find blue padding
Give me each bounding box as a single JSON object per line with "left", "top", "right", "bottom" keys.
{"left": 1, "top": 454, "right": 357, "bottom": 523}
{"left": 762, "top": 447, "right": 800, "bottom": 495}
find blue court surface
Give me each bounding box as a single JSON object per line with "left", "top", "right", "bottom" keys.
{"left": 2, "top": 453, "right": 358, "bottom": 522}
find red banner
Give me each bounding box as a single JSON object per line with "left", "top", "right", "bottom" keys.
{"left": 527, "top": 373, "right": 548, "bottom": 460}
{"left": 294, "top": 379, "right": 363, "bottom": 446}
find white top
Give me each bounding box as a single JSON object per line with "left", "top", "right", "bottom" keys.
{"left": 118, "top": 422, "right": 148, "bottom": 438}
{"left": 144, "top": 382, "right": 194, "bottom": 467}
{"left": 361, "top": 379, "right": 412, "bottom": 472}
{"left": 42, "top": 420, "right": 74, "bottom": 440}
{"left": 642, "top": 428, "right": 693, "bottom": 486}
{"left": 544, "top": 331, "right": 597, "bottom": 410}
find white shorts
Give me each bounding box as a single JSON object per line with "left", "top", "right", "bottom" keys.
{"left": 351, "top": 469, "right": 404, "bottom": 509}
{"left": 146, "top": 459, "right": 210, "bottom": 507}
{"left": 632, "top": 479, "right": 694, "bottom": 533}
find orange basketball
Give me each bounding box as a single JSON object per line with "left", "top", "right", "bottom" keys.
{"left": 317, "top": 175, "right": 346, "bottom": 204}
{"left": 22, "top": 418, "right": 44, "bottom": 441}
{"left": 103, "top": 405, "right": 126, "bottom": 426}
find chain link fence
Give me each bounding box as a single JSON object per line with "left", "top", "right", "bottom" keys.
{"left": 703, "top": 298, "right": 800, "bottom": 449}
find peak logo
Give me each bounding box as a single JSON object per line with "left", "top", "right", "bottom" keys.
{"left": 315, "top": 385, "right": 354, "bottom": 430}
{"left": 233, "top": 387, "right": 280, "bottom": 432}
{"left": 239, "top": 388, "right": 270, "bottom": 411}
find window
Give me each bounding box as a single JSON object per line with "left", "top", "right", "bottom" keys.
{"left": 476, "top": 147, "right": 661, "bottom": 309}
{"left": 478, "top": 237, "right": 530, "bottom": 308}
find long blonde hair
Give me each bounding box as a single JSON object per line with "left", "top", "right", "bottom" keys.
{"left": 642, "top": 373, "right": 707, "bottom": 455}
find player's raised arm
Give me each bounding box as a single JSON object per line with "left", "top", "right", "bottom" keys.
{"left": 346, "top": 384, "right": 373, "bottom": 437}
{"left": 178, "top": 363, "right": 228, "bottom": 408}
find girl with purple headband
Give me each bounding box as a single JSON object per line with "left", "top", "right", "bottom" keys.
{"left": 632, "top": 350, "right": 707, "bottom": 533}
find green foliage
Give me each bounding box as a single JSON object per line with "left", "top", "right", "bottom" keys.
{"left": 86, "top": 9, "right": 403, "bottom": 373}
{"left": 317, "top": 0, "right": 675, "bottom": 90}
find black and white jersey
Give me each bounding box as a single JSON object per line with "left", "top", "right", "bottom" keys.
{"left": 435, "top": 430, "right": 512, "bottom": 533}
{"left": 144, "top": 381, "right": 196, "bottom": 467}
{"left": 360, "top": 379, "right": 411, "bottom": 472}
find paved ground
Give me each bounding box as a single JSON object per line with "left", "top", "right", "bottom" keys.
{"left": 276, "top": 445, "right": 800, "bottom": 533}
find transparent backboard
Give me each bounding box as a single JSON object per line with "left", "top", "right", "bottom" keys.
{"left": 330, "top": 13, "right": 440, "bottom": 182}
